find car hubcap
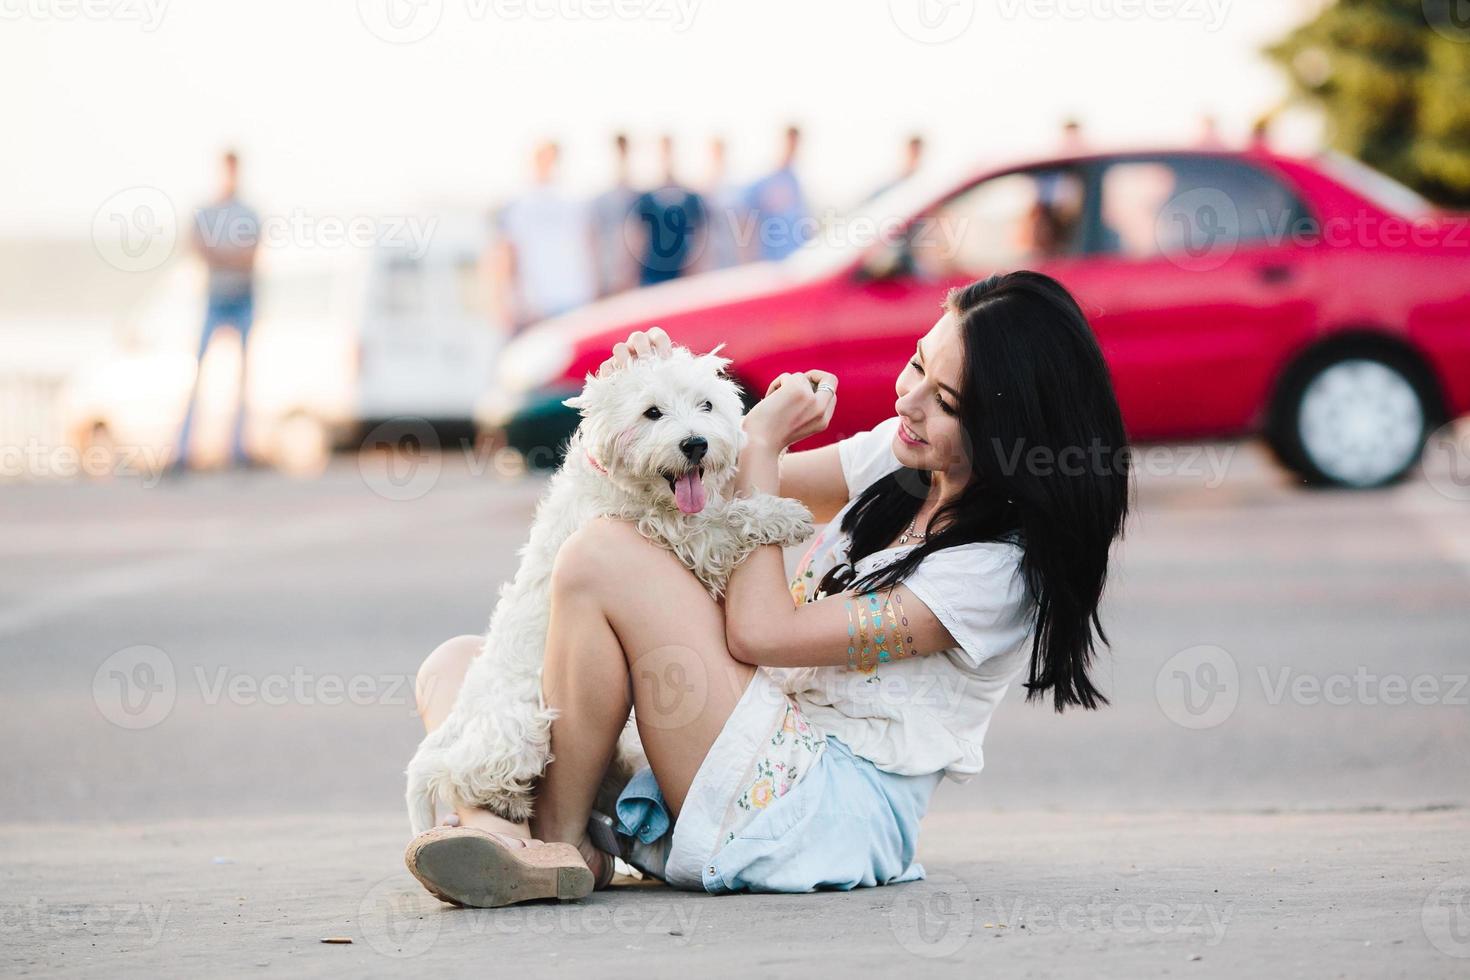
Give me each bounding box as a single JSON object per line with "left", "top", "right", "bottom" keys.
{"left": 1298, "top": 359, "right": 1424, "bottom": 486}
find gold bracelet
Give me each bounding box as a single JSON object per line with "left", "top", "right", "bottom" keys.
{"left": 892, "top": 590, "right": 916, "bottom": 660}
{"left": 844, "top": 597, "right": 859, "bottom": 671}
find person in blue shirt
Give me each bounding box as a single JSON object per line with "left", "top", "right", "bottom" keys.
{"left": 743, "top": 125, "right": 811, "bottom": 262}
{"left": 632, "top": 135, "right": 706, "bottom": 287}
{"left": 173, "top": 150, "right": 260, "bottom": 471}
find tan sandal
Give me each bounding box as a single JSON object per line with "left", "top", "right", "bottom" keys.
{"left": 404, "top": 827, "right": 595, "bottom": 908}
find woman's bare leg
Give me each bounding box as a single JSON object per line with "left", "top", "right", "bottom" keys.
{"left": 414, "top": 635, "right": 535, "bottom": 843}
{"left": 531, "top": 519, "right": 756, "bottom": 869}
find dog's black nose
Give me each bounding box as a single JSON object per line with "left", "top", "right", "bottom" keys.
{"left": 679, "top": 436, "right": 708, "bottom": 465}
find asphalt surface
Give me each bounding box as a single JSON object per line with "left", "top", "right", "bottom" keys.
{"left": 2, "top": 436, "right": 1468, "bottom": 977}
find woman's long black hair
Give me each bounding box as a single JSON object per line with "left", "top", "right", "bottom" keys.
{"left": 826, "top": 271, "right": 1130, "bottom": 712}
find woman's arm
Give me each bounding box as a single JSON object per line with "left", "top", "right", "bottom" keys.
{"left": 724, "top": 531, "right": 957, "bottom": 669}
{"left": 727, "top": 375, "right": 956, "bottom": 667}
{"left": 771, "top": 444, "right": 848, "bottom": 525}
{"left": 737, "top": 372, "right": 850, "bottom": 523}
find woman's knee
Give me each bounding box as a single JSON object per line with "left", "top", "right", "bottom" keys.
{"left": 551, "top": 519, "right": 646, "bottom": 596}
{"left": 415, "top": 634, "right": 482, "bottom": 723}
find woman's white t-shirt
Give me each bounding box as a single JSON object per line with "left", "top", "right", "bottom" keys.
{"left": 771, "top": 416, "right": 1035, "bottom": 782}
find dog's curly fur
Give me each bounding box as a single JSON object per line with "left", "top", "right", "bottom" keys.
{"left": 405, "top": 346, "right": 813, "bottom": 833}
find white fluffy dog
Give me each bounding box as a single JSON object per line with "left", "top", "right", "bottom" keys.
{"left": 406, "top": 345, "right": 813, "bottom": 834}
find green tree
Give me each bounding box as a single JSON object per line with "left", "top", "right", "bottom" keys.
{"left": 1268, "top": 0, "right": 1470, "bottom": 207}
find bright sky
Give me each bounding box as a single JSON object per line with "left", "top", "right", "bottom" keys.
{"left": 2, "top": 0, "right": 1323, "bottom": 235}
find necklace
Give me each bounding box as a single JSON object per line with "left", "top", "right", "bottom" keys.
{"left": 897, "top": 514, "right": 927, "bottom": 546}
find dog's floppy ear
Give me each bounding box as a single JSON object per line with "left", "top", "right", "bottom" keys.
{"left": 562, "top": 374, "right": 597, "bottom": 413}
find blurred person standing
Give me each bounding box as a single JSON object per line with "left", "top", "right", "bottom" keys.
{"left": 863, "top": 133, "right": 925, "bottom": 203}
{"left": 631, "top": 135, "right": 706, "bottom": 286}
{"left": 588, "top": 132, "right": 640, "bottom": 297}
{"left": 699, "top": 136, "right": 746, "bottom": 272}
{"left": 492, "top": 140, "right": 596, "bottom": 332}
{"left": 173, "top": 149, "right": 260, "bottom": 471}
{"left": 1249, "top": 112, "right": 1275, "bottom": 151}
{"left": 742, "top": 125, "right": 810, "bottom": 262}
{"left": 1038, "top": 118, "right": 1088, "bottom": 216}
{"left": 1196, "top": 113, "right": 1225, "bottom": 149}
{"left": 1058, "top": 117, "right": 1087, "bottom": 155}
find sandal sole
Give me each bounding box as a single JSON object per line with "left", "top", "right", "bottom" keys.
{"left": 405, "top": 829, "right": 595, "bottom": 908}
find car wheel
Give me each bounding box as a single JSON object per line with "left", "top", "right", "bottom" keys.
{"left": 1274, "top": 353, "right": 1434, "bottom": 488}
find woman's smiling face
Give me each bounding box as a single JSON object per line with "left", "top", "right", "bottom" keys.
{"left": 893, "top": 311, "right": 971, "bottom": 481}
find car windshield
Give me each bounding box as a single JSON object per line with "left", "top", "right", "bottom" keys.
{"left": 784, "top": 172, "right": 957, "bottom": 277}
{"left": 1319, "top": 152, "right": 1434, "bottom": 217}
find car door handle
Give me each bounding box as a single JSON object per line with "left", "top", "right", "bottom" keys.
{"left": 1257, "top": 263, "right": 1293, "bottom": 285}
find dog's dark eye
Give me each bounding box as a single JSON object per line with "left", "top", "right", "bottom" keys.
{"left": 643, "top": 406, "right": 662, "bottom": 420}
{"left": 700, "top": 400, "right": 713, "bottom": 413}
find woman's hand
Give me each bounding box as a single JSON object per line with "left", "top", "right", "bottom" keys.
{"left": 743, "top": 370, "right": 839, "bottom": 451}
{"left": 596, "top": 327, "right": 672, "bottom": 376}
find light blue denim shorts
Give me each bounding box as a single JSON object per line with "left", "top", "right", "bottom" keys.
{"left": 615, "top": 728, "right": 942, "bottom": 894}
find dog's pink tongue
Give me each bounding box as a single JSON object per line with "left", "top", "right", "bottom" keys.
{"left": 673, "top": 470, "right": 707, "bottom": 514}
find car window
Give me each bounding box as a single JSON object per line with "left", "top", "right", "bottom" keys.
{"left": 1318, "top": 151, "right": 1432, "bottom": 217}
{"left": 1097, "top": 156, "right": 1304, "bottom": 260}
{"left": 908, "top": 168, "right": 1085, "bottom": 278}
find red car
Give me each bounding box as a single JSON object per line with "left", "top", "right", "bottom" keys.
{"left": 481, "top": 148, "right": 1470, "bottom": 488}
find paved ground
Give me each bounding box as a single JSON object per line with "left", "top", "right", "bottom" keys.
{"left": 2, "top": 436, "right": 1468, "bottom": 977}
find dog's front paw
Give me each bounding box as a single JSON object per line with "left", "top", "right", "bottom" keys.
{"left": 727, "top": 493, "right": 815, "bottom": 548}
